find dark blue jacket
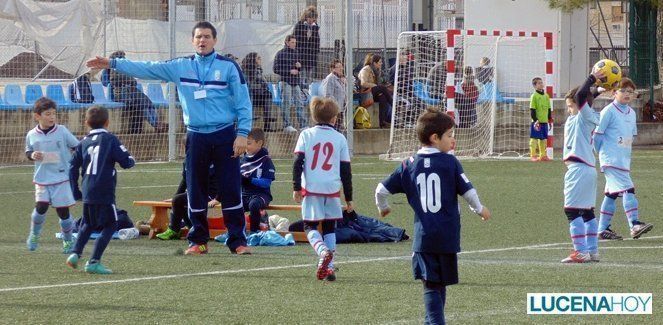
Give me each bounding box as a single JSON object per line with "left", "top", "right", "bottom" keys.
{"left": 273, "top": 46, "right": 302, "bottom": 86}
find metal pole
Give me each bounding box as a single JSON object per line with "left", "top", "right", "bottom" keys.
{"left": 381, "top": 0, "right": 387, "bottom": 62}
{"left": 168, "top": 0, "right": 177, "bottom": 161}
{"left": 345, "top": 0, "right": 354, "bottom": 156}
{"left": 648, "top": 5, "right": 655, "bottom": 120}
{"left": 103, "top": 0, "right": 107, "bottom": 56}
{"left": 32, "top": 47, "right": 68, "bottom": 81}
{"left": 596, "top": 0, "right": 617, "bottom": 60}
{"left": 407, "top": 0, "right": 413, "bottom": 30}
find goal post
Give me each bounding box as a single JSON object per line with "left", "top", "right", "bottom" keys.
{"left": 382, "top": 29, "right": 556, "bottom": 161}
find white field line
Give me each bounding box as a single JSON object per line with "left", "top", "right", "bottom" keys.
{"left": 0, "top": 175, "right": 387, "bottom": 195}
{"left": 1, "top": 236, "right": 662, "bottom": 293}
{"left": 460, "top": 258, "right": 663, "bottom": 270}
{"left": 0, "top": 241, "right": 607, "bottom": 293}
{"left": 525, "top": 246, "right": 663, "bottom": 250}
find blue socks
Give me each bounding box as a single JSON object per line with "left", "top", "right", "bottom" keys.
{"left": 599, "top": 196, "right": 616, "bottom": 231}
{"left": 599, "top": 193, "right": 640, "bottom": 230}
{"left": 59, "top": 216, "right": 74, "bottom": 241}
{"left": 423, "top": 283, "right": 446, "bottom": 325}
{"left": 91, "top": 225, "right": 115, "bottom": 261}
{"left": 623, "top": 192, "right": 639, "bottom": 228}
{"left": 585, "top": 218, "right": 598, "bottom": 254}
{"left": 569, "top": 217, "right": 587, "bottom": 252}
{"left": 30, "top": 209, "right": 46, "bottom": 236}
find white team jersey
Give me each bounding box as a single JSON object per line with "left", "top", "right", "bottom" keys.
{"left": 294, "top": 124, "right": 350, "bottom": 195}
{"left": 595, "top": 101, "right": 637, "bottom": 171}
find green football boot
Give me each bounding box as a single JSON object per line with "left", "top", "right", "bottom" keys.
{"left": 85, "top": 262, "right": 113, "bottom": 275}
{"left": 66, "top": 254, "right": 79, "bottom": 269}
{"left": 26, "top": 233, "right": 40, "bottom": 251}
{"left": 62, "top": 240, "right": 74, "bottom": 254}
{"left": 155, "top": 228, "right": 181, "bottom": 240}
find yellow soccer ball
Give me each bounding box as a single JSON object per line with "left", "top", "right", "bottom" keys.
{"left": 592, "top": 59, "right": 622, "bottom": 90}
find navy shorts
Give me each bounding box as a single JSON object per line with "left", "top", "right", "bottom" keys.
{"left": 412, "top": 252, "right": 459, "bottom": 285}
{"left": 82, "top": 204, "right": 118, "bottom": 230}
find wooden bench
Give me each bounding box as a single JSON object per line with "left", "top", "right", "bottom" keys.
{"left": 132, "top": 200, "right": 309, "bottom": 242}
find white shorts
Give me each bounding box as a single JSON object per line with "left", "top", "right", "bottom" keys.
{"left": 301, "top": 195, "right": 343, "bottom": 221}
{"left": 563, "top": 163, "right": 597, "bottom": 209}
{"left": 35, "top": 182, "right": 75, "bottom": 208}
{"left": 603, "top": 168, "right": 634, "bottom": 195}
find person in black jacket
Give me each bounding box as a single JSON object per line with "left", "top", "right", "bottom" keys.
{"left": 292, "top": 6, "right": 320, "bottom": 87}
{"left": 242, "top": 52, "right": 275, "bottom": 131}
{"left": 106, "top": 51, "right": 164, "bottom": 134}
{"left": 273, "top": 35, "right": 307, "bottom": 132}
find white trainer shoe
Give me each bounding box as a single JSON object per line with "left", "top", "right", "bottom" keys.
{"left": 561, "top": 251, "right": 590, "bottom": 263}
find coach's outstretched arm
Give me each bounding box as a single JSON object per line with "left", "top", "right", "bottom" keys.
{"left": 87, "top": 56, "right": 180, "bottom": 83}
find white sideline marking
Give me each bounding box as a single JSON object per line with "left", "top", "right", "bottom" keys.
{"left": 0, "top": 184, "right": 182, "bottom": 195}
{"left": 526, "top": 246, "right": 663, "bottom": 250}
{"left": 1, "top": 236, "right": 662, "bottom": 293}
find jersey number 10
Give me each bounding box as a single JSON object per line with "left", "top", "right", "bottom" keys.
{"left": 416, "top": 173, "right": 442, "bottom": 213}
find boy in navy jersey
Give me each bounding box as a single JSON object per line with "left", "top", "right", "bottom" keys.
{"left": 375, "top": 109, "right": 490, "bottom": 324}
{"left": 240, "top": 128, "right": 276, "bottom": 235}
{"left": 25, "top": 97, "right": 79, "bottom": 253}
{"left": 67, "top": 106, "right": 135, "bottom": 274}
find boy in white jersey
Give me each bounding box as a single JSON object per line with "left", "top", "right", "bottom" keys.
{"left": 24, "top": 97, "right": 79, "bottom": 253}
{"left": 293, "top": 97, "right": 353, "bottom": 281}
{"left": 594, "top": 78, "right": 653, "bottom": 240}
{"left": 561, "top": 71, "right": 603, "bottom": 263}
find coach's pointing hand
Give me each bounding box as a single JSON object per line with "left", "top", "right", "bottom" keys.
{"left": 232, "top": 136, "right": 247, "bottom": 158}
{"left": 86, "top": 56, "right": 111, "bottom": 69}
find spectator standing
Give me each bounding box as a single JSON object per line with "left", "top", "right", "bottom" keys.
{"left": 475, "top": 57, "right": 494, "bottom": 85}
{"left": 427, "top": 62, "right": 447, "bottom": 101}
{"left": 293, "top": 6, "right": 320, "bottom": 87}
{"left": 242, "top": 52, "right": 276, "bottom": 131}
{"left": 320, "top": 59, "right": 347, "bottom": 130}
{"left": 274, "top": 35, "right": 308, "bottom": 132}
{"left": 455, "top": 66, "right": 479, "bottom": 128}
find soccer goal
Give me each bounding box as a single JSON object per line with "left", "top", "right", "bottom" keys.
{"left": 382, "top": 29, "right": 556, "bottom": 160}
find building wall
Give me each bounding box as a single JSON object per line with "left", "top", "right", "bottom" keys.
{"left": 589, "top": 1, "right": 627, "bottom": 48}
{"left": 463, "top": 0, "right": 589, "bottom": 95}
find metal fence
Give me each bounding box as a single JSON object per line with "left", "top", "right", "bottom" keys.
{"left": 0, "top": 0, "right": 410, "bottom": 166}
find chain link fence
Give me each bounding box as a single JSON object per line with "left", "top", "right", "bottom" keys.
{"left": 0, "top": 0, "right": 411, "bottom": 166}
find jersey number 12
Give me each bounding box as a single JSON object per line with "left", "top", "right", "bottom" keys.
{"left": 416, "top": 173, "right": 442, "bottom": 213}
{"left": 311, "top": 142, "right": 333, "bottom": 171}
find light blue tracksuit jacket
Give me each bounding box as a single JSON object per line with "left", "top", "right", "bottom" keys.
{"left": 111, "top": 50, "right": 252, "bottom": 136}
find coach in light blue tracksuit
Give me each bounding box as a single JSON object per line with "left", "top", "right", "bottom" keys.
{"left": 87, "top": 21, "right": 253, "bottom": 254}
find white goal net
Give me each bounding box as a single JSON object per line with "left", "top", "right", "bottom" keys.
{"left": 383, "top": 30, "right": 553, "bottom": 160}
